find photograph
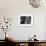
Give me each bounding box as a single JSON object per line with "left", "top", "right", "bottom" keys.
{"left": 20, "top": 16, "right": 31, "bottom": 24}
{"left": 18, "top": 15, "right": 33, "bottom": 26}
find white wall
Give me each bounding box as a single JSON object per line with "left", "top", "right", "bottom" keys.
{"left": 0, "top": 0, "right": 46, "bottom": 40}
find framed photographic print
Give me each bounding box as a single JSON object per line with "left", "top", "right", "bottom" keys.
{"left": 18, "top": 14, "right": 33, "bottom": 26}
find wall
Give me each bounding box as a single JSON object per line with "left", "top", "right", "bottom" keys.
{"left": 0, "top": 0, "right": 46, "bottom": 40}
